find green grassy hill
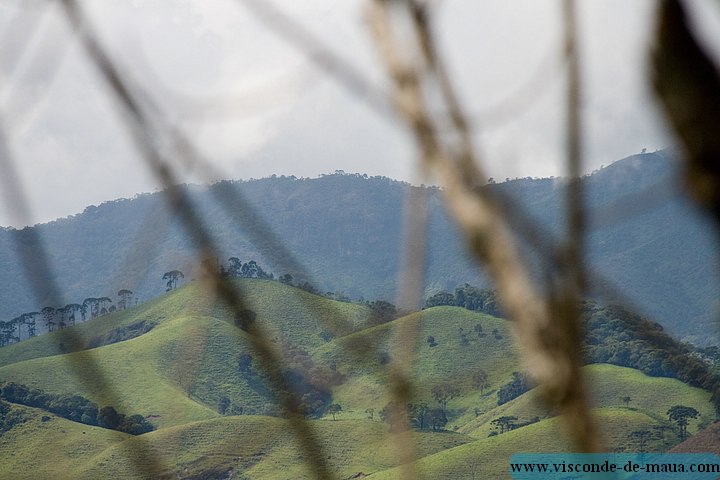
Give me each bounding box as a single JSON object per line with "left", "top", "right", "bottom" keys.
{"left": 368, "top": 409, "right": 666, "bottom": 480}
{"left": 461, "top": 364, "right": 713, "bottom": 440}
{"left": 313, "top": 306, "right": 519, "bottom": 419}
{"left": 0, "top": 280, "right": 717, "bottom": 478}
{"left": 0, "top": 404, "right": 130, "bottom": 480}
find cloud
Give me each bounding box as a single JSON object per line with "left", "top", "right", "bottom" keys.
{"left": 0, "top": 0, "right": 685, "bottom": 226}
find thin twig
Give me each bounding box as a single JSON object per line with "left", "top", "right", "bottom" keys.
{"left": 58, "top": 1, "right": 336, "bottom": 477}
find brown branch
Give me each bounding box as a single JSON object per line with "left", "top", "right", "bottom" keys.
{"left": 58, "top": 1, "right": 336, "bottom": 477}
{"left": 368, "top": 0, "right": 600, "bottom": 452}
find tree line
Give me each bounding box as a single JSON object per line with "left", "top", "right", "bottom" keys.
{"left": 425, "top": 286, "right": 720, "bottom": 414}
{"left": 0, "top": 291, "right": 136, "bottom": 347}
{"left": 0, "top": 382, "right": 154, "bottom": 435}
{"left": 0, "top": 257, "right": 275, "bottom": 348}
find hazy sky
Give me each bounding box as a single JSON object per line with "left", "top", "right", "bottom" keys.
{"left": 1, "top": 0, "right": 719, "bottom": 227}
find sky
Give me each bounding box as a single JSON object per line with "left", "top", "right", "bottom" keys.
{"left": 1, "top": 0, "right": 719, "bottom": 227}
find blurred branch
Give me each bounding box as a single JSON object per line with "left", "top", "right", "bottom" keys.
{"left": 367, "top": 0, "right": 600, "bottom": 452}
{"left": 0, "top": 99, "right": 171, "bottom": 479}
{"left": 239, "top": 0, "right": 392, "bottom": 117}
{"left": 652, "top": 0, "right": 720, "bottom": 227}
{"left": 58, "top": 1, "right": 335, "bottom": 477}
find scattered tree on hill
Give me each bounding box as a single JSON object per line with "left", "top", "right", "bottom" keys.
{"left": 23, "top": 312, "right": 39, "bottom": 338}
{"left": 218, "top": 396, "right": 231, "bottom": 415}
{"left": 474, "top": 323, "right": 485, "bottom": 338}
{"left": 426, "top": 335, "right": 437, "bottom": 347}
{"left": 234, "top": 309, "right": 257, "bottom": 332}
{"left": 162, "top": 270, "right": 184, "bottom": 291}
{"left": 630, "top": 429, "right": 652, "bottom": 453}
{"left": 237, "top": 353, "right": 253, "bottom": 373}
{"left": 667, "top": 405, "right": 699, "bottom": 440}
{"left": 379, "top": 400, "right": 408, "bottom": 431}
{"left": 472, "top": 369, "right": 490, "bottom": 393}
{"left": 622, "top": 396, "right": 632, "bottom": 408}
{"left": 0, "top": 321, "right": 10, "bottom": 346}
{"left": 117, "top": 289, "right": 133, "bottom": 310}
{"left": 227, "top": 257, "right": 242, "bottom": 277}
{"left": 424, "top": 290, "right": 455, "bottom": 308}
{"left": 97, "top": 297, "right": 113, "bottom": 316}
{"left": 327, "top": 403, "right": 342, "bottom": 420}
{"left": 81, "top": 298, "right": 94, "bottom": 321}
{"left": 41, "top": 306, "right": 55, "bottom": 332}
{"left": 490, "top": 415, "right": 518, "bottom": 434}
{"left": 64, "top": 304, "right": 82, "bottom": 326}
{"left": 497, "top": 372, "right": 532, "bottom": 405}
{"left": 422, "top": 284, "right": 502, "bottom": 317}
{"left": 432, "top": 383, "right": 460, "bottom": 413}
{"left": 279, "top": 273, "right": 294, "bottom": 285}
{"left": 409, "top": 402, "right": 429, "bottom": 430}
{"left": 653, "top": 424, "right": 672, "bottom": 443}
{"left": 367, "top": 300, "right": 397, "bottom": 326}
{"left": 365, "top": 407, "right": 374, "bottom": 420}
{"left": 426, "top": 407, "right": 447, "bottom": 431}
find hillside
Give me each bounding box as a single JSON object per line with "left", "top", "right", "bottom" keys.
{"left": 0, "top": 151, "right": 717, "bottom": 343}
{"left": 1, "top": 280, "right": 717, "bottom": 478}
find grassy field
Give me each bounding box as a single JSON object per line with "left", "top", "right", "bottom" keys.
{"left": 460, "top": 364, "right": 714, "bottom": 440}
{"left": 314, "top": 306, "right": 520, "bottom": 421}
{"left": 369, "top": 409, "right": 673, "bottom": 480}
{"left": 0, "top": 280, "right": 716, "bottom": 478}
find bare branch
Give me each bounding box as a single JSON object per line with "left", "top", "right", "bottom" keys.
{"left": 367, "top": 0, "right": 600, "bottom": 451}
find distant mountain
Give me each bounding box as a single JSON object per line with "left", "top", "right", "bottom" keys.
{"left": 0, "top": 150, "right": 717, "bottom": 343}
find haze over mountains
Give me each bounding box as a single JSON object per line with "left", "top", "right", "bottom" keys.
{"left": 1, "top": 150, "right": 717, "bottom": 343}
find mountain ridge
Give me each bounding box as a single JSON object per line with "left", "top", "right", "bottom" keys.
{"left": 0, "top": 150, "right": 716, "bottom": 342}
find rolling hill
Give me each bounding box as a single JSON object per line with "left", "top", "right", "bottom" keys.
{"left": 1, "top": 279, "right": 717, "bottom": 478}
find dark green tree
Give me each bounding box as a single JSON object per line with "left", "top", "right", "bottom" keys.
{"left": 218, "top": 397, "right": 231, "bottom": 415}
{"left": 426, "top": 407, "right": 448, "bottom": 431}
{"left": 117, "top": 289, "right": 133, "bottom": 310}
{"left": 497, "top": 372, "right": 532, "bottom": 405}
{"left": 97, "top": 406, "right": 122, "bottom": 430}
{"left": 432, "top": 383, "right": 461, "bottom": 413}
{"left": 667, "top": 405, "right": 699, "bottom": 440}
{"left": 97, "top": 297, "right": 113, "bottom": 316}
{"left": 424, "top": 290, "right": 455, "bottom": 308}
{"left": 234, "top": 309, "right": 257, "bottom": 332}
{"left": 162, "top": 270, "right": 184, "bottom": 291}
{"left": 64, "top": 304, "right": 82, "bottom": 326}
{"left": 491, "top": 415, "right": 518, "bottom": 434}
{"left": 237, "top": 353, "right": 253, "bottom": 372}
{"left": 228, "top": 257, "right": 242, "bottom": 277}
{"left": 327, "top": 403, "right": 342, "bottom": 420}
{"left": 41, "top": 306, "right": 55, "bottom": 332}
{"left": 630, "top": 429, "right": 652, "bottom": 453}
{"left": 472, "top": 369, "right": 490, "bottom": 393}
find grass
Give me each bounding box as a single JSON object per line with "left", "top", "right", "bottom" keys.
{"left": 313, "top": 306, "right": 520, "bottom": 420}
{"left": 2, "top": 413, "right": 473, "bottom": 480}
{"left": 0, "top": 281, "right": 716, "bottom": 478}
{"left": 0, "top": 404, "right": 129, "bottom": 480}
{"left": 369, "top": 409, "right": 670, "bottom": 480}
{"left": 460, "top": 364, "right": 714, "bottom": 440}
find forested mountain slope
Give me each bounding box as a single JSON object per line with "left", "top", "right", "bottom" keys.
{"left": 0, "top": 150, "right": 716, "bottom": 342}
